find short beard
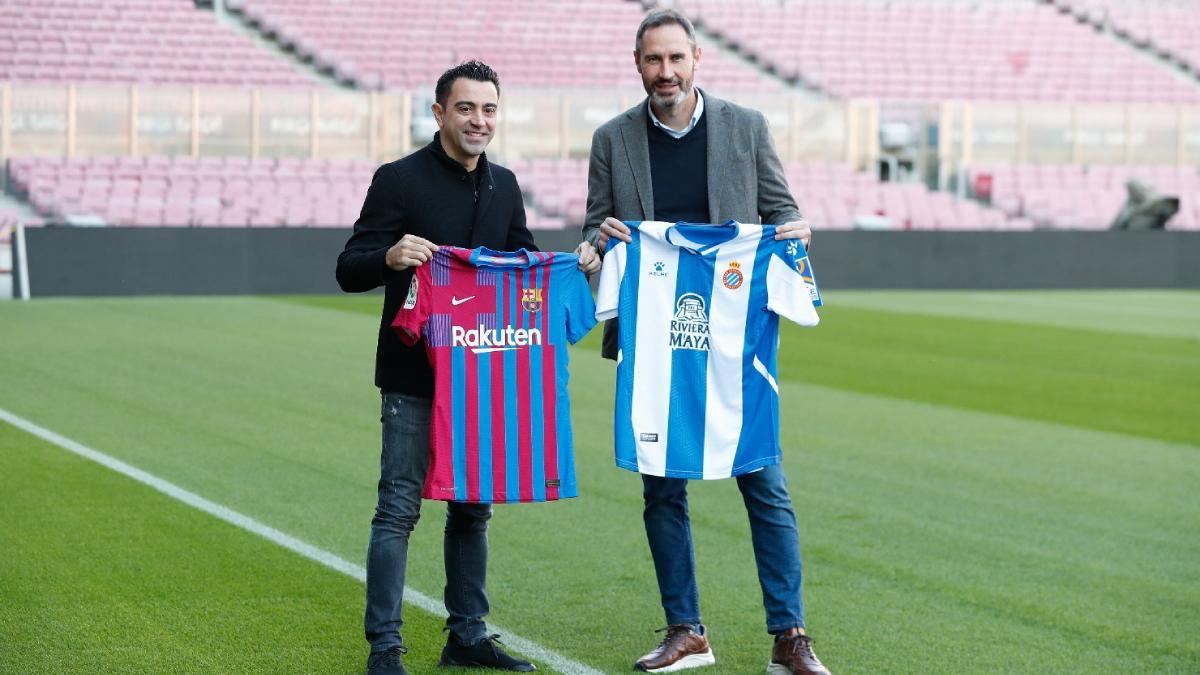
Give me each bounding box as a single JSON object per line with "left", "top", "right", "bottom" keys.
{"left": 650, "top": 87, "right": 686, "bottom": 111}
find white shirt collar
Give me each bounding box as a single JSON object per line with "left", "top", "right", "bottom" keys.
{"left": 648, "top": 89, "right": 704, "bottom": 139}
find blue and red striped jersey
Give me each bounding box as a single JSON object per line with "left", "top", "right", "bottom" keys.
{"left": 392, "top": 247, "right": 596, "bottom": 504}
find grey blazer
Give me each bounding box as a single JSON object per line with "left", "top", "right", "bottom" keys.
{"left": 583, "top": 90, "right": 802, "bottom": 358}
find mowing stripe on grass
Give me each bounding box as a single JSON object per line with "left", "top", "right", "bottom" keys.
{"left": 0, "top": 406, "right": 604, "bottom": 675}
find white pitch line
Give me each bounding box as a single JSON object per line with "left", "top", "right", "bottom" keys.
{"left": 0, "top": 407, "right": 603, "bottom": 675}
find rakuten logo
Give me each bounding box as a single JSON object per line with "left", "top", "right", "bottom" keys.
{"left": 451, "top": 324, "right": 543, "bottom": 353}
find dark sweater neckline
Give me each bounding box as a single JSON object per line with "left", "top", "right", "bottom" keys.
{"left": 428, "top": 132, "right": 490, "bottom": 179}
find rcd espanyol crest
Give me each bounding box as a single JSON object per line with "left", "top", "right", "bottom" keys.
{"left": 722, "top": 261, "right": 744, "bottom": 289}
{"left": 521, "top": 287, "right": 543, "bottom": 312}
{"left": 670, "top": 293, "right": 710, "bottom": 351}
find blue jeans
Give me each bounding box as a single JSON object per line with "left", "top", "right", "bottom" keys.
{"left": 364, "top": 392, "right": 492, "bottom": 653}
{"left": 642, "top": 463, "right": 805, "bottom": 634}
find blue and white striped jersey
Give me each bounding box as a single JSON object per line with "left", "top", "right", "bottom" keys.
{"left": 596, "top": 221, "right": 821, "bottom": 479}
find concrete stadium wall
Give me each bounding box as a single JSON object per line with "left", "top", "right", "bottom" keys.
{"left": 15, "top": 227, "right": 1200, "bottom": 297}
{"left": 812, "top": 231, "right": 1200, "bottom": 289}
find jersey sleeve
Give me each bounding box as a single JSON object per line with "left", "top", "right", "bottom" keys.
{"left": 766, "top": 242, "right": 821, "bottom": 327}
{"left": 561, "top": 259, "right": 598, "bottom": 344}
{"left": 595, "top": 239, "right": 628, "bottom": 321}
{"left": 781, "top": 238, "right": 822, "bottom": 308}
{"left": 391, "top": 265, "right": 433, "bottom": 346}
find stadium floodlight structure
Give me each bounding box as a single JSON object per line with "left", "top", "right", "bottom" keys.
{"left": 1110, "top": 179, "right": 1180, "bottom": 230}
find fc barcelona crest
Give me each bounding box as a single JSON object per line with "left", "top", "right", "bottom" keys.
{"left": 521, "top": 287, "right": 543, "bottom": 312}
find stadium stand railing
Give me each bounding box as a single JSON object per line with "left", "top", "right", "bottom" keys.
{"left": 0, "top": 84, "right": 862, "bottom": 165}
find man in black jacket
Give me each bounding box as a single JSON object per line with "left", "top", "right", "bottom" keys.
{"left": 336, "top": 61, "right": 600, "bottom": 675}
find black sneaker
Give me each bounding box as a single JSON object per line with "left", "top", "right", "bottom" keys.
{"left": 367, "top": 645, "right": 408, "bottom": 675}
{"left": 439, "top": 633, "right": 536, "bottom": 671}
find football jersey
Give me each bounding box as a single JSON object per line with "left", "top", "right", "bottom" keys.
{"left": 596, "top": 221, "right": 821, "bottom": 479}
{"left": 393, "top": 246, "right": 596, "bottom": 503}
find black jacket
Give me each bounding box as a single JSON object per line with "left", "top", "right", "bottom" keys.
{"left": 336, "top": 134, "right": 536, "bottom": 396}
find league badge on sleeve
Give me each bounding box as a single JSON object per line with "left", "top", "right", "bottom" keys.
{"left": 785, "top": 240, "right": 822, "bottom": 308}
{"left": 403, "top": 275, "right": 419, "bottom": 309}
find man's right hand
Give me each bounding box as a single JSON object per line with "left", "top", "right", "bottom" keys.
{"left": 385, "top": 235, "right": 438, "bottom": 271}
{"left": 597, "top": 217, "right": 632, "bottom": 253}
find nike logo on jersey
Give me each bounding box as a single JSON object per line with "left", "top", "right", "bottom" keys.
{"left": 451, "top": 295, "right": 476, "bottom": 306}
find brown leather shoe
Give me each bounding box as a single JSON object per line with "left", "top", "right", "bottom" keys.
{"left": 634, "top": 624, "right": 715, "bottom": 672}
{"left": 768, "top": 633, "right": 831, "bottom": 675}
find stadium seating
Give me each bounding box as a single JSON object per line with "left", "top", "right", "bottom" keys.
{"left": 0, "top": 0, "right": 312, "bottom": 87}
{"left": 971, "top": 164, "right": 1200, "bottom": 229}
{"left": 505, "top": 158, "right": 588, "bottom": 231}
{"left": 1054, "top": 0, "right": 1200, "bottom": 76}
{"left": 227, "top": 0, "right": 782, "bottom": 92}
{"left": 8, "top": 156, "right": 373, "bottom": 228}
{"left": 6, "top": 155, "right": 574, "bottom": 230}
{"left": 676, "top": 0, "right": 1200, "bottom": 103}
{"left": 8, "top": 154, "right": 1029, "bottom": 231}
{"left": 785, "top": 163, "right": 1032, "bottom": 230}
{"left": 499, "top": 158, "right": 1030, "bottom": 230}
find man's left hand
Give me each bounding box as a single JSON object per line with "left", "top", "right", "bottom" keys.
{"left": 775, "top": 219, "right": 812, "bottom": 248}
{"left": 575, "top": 241, "right": 601, "bottom": 275}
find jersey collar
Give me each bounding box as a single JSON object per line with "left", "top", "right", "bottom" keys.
{"left": 664, "top": 220, "right": 741, "bottom": 254}
{"left": 468, "top": 246, "right": 543, "bottom": 268}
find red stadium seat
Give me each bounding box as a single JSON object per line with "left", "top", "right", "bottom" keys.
{"left": 0, "top": 0, "right": 312, "bottom": 87}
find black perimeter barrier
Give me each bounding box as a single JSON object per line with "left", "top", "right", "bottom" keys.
{"left": 14, "top": 227, "right": 1200, "bottom": 297}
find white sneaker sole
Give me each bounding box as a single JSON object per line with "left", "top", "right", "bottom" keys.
{"left": 639, "top": 650, "right": 716, "bottom": 672}
{"left": 768, "top": 661, "right": 830, "bottom": 675}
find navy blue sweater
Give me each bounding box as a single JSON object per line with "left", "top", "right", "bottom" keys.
{"left": 647, "top": 109, "right": 709, "bottom": 224}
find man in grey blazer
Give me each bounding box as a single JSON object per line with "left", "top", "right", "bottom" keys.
{"left": 583, "top": 9, "right": 830, "bottom": 675}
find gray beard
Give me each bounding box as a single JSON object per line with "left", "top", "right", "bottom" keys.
{"left": 650, "top": 87, "right": 687, "bottom": 111}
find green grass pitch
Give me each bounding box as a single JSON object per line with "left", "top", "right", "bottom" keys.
{"left": 1, "top": 291, "right": 1197, "bottom": 673}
